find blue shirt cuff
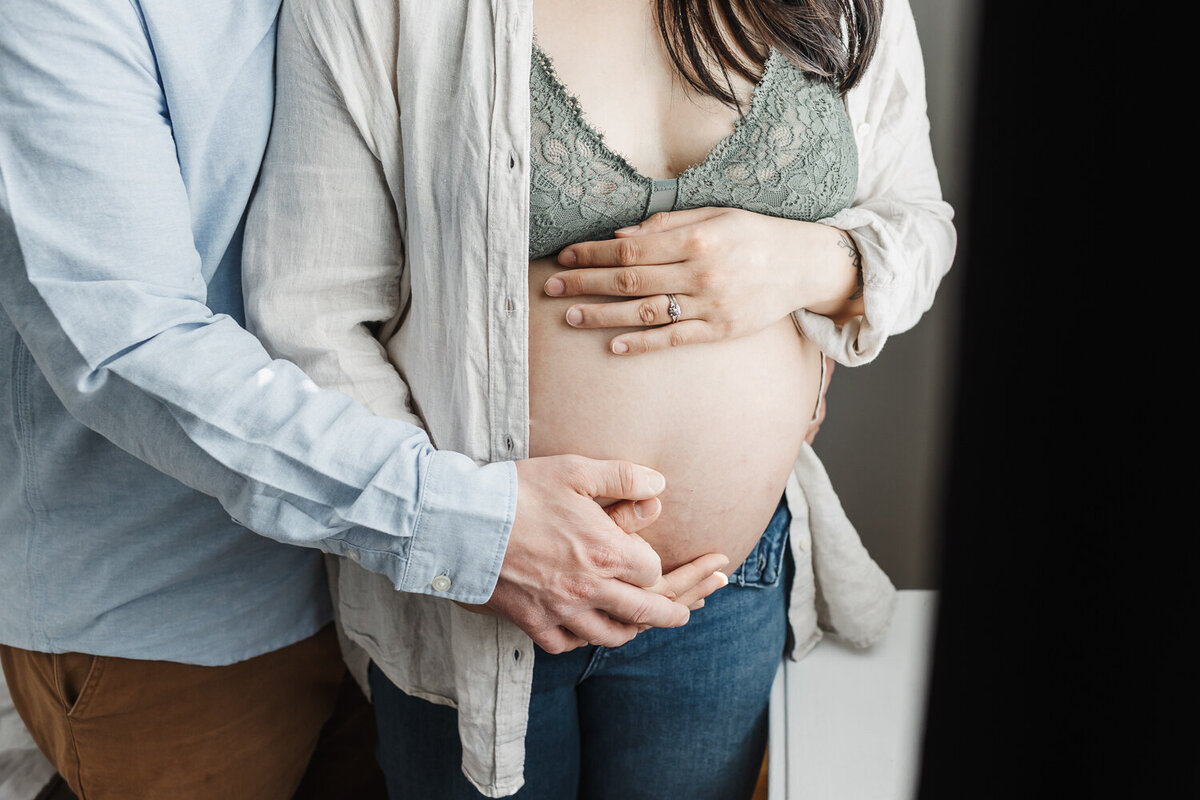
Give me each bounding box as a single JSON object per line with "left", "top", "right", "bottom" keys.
{"left": 395, "top": 453, "right": 516, "bottom": 603}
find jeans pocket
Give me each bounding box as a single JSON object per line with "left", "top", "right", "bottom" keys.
{"left": 729, "top": 496, "right": 791, "bottom": 588}
{"left": 54, "top": 652, "right": 104, "bottom": 718}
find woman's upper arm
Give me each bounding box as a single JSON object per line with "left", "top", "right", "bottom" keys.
{"left": 796, "top": 0, "right": 957, "bottom": 366}
{"left": 243, "top": 0, "right": 415, "bottom": 422}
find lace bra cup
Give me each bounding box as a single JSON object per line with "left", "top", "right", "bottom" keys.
{"left": 528, "top": 42, "right": 859, "bottom": 260}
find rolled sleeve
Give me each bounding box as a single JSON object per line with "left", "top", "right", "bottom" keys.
{"left": 796, "top": 0, "right": 957, "bottom": 366}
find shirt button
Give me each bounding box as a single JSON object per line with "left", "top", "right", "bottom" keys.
{"left": 855, "top": 122, "right": 871, "bottom": 139}
{"left": 432, "top": 574, "right": 452, "bottom": 592}
{"left": 348, "top": 550, "right": 361, "bottom": 562}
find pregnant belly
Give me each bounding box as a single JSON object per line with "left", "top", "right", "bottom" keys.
{"left": 528, "top": 257, "right": 822, "bottom": 573}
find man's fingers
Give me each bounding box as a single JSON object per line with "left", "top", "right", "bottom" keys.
{"left": 595, "top": 579, "right": 691, "bottom": 629}
{"left": 564, "top": 457, "right": 665, "bottom": 587}
{"left": 571, "top": 458, "right": 666, "bottom": 502}
{"left": 604, "top": 497, "right": 661, "bottom": 533}
{"left": 533, "top": 626, "right": 591, "bottom": 655}
{"left": 560, "top": 611, "right": 641, "bottom": 650}
{"left": 605, "top": 530, "right": 664, "bottom": 588}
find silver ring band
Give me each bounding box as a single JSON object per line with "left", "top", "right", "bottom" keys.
{"left": 666, "top": 294, "right": 681, "bottom": 323}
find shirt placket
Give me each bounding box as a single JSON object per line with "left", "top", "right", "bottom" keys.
{"left": 486, "top": 1, "right": 530, "bottom": 467}
{"left": 485, "top": 0, "right": 537, "bottom": 779}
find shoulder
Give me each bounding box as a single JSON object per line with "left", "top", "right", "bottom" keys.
{"left": 843, "top": 0, "right": 929, "bottom": 123}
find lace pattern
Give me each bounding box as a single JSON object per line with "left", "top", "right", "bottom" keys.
{"left": 528, "top": 43, "right": 858, "bottom": 260}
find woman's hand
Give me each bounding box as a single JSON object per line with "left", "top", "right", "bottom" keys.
{"left": 543, "top": 207, "right": 865, "bottom": 355}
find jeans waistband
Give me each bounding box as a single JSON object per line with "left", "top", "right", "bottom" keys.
{"left": 728, "top": 495, "right": 791, "bottom": 588}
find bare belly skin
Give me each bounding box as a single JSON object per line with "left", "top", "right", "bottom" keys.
{"left": 527, "top": 257, "right": 822, "bottom": 573}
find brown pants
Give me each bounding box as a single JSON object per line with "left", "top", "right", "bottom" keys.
{"left": 0, "top": 624, "right": 387, "bottom": 800}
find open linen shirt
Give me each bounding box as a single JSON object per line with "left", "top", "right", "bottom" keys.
{"left": 243, "top": 0, "right": 956, "bottom": 795}
{"left": 0, "top": 0, "right": 516, "bottom": 665}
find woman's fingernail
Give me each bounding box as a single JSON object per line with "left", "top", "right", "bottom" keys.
{"left": 615, "top": 224, "right": 640, "bottom": 235}
{"left": 559, "top": 250, "right": 577, "bottom": 266}
{"left": 544, "top": 278, "right": 565, "bottom": 296}
{"left": 713, "top": 570, "right": 729, "bottom": 588}
{"left": 612, "top": 340, "right": 629, "bottom": 354}
{"left": 565, "top": 307, "right": 582, "bottom": 326}
{"left": 634, "top": 498, "right": 659, "bottom": 518}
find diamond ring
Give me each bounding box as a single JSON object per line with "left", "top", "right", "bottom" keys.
{"left": 666, "top": 294, "right": 681, "bottom": 323}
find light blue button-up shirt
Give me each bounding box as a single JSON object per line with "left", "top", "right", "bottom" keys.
{"left": 0, "top": 0, "right": 516, "bottom": 665}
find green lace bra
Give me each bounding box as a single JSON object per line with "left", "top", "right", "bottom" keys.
{"left": 528, "top": 42, "right": 859, "bottom": 260}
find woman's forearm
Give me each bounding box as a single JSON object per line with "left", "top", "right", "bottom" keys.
{"left": 779, "top": 223, "right": 867, "bottom": 324}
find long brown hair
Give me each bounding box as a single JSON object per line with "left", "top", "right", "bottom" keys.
{"left": 654, "top": 0, "right": 882, "bottom": 105}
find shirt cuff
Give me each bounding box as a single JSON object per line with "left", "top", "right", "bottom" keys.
{"left": 798, "top": 208, "right": 902, "bottom": 366}
{"left": 396, "top": 452, "right": 517, "bottom": 603}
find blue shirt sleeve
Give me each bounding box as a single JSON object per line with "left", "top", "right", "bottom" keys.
{"left": 0, "top": 0, "right": 515, "bottom": 604}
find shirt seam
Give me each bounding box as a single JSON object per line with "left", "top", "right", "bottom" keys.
{"left": 395, "top": 448, "right": 436, "bottom": 590}
{"left": 11, "top": 337, "right": 48, "bottom": 649}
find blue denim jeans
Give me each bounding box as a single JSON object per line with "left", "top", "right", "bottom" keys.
{"left": 369, "top": 497, "right": 792, "bottom": 800}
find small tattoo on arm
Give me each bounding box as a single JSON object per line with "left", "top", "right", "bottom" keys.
{"left": 838, "top": 234, "right": 864, "bottom": 300}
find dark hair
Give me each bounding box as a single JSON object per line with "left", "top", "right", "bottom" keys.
{"left": 654, "top": 0, "right": 882, "bottom": 105}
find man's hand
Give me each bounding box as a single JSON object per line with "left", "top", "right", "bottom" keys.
{"left": 484, "top": 455, "right": 729, "bottom": 654}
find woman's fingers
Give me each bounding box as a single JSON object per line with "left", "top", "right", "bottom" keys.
{"left": 653, "top": 552, "right": 731, "bottom": 606}
{"left": 675, "top": 571, "right": 729, "bottom": 610}
{"left": 609, "top": 319, "right": 714, "bottom": 355}
{"left": 545, "top": 263, "right": 684, "bottom": 299}
{"left": 555, "top": 222, "right": 699, "bottom": 270}
{"left": 566, "top": 293, "right": 690, "bottom": 329}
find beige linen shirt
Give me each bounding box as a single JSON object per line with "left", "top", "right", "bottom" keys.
{"left": 243, "top": 0, "right": 956, "bottom": 795}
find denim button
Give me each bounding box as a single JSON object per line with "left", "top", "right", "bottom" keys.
{"left": 431, "top": 574, "right": 452, "bottom": 592}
